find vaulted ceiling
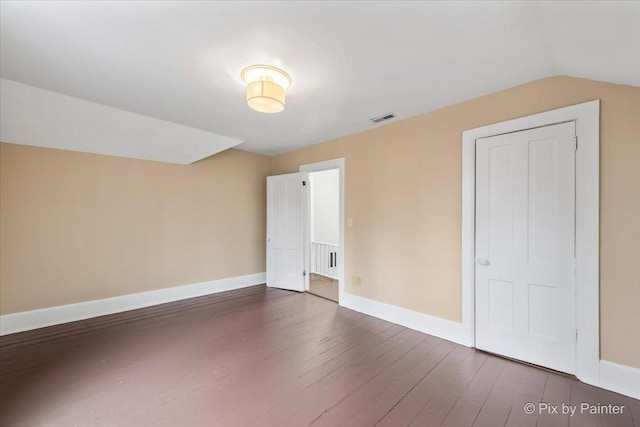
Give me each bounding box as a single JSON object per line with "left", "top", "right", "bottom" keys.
{"left": 1, "top": 1, "right": 638, "bottom": 158}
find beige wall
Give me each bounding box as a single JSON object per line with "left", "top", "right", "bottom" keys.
{"left": 0, "top": 144, "right": 271, "bottom": 314}
{"left": 271, "top": 76, "right": 640, "bottom": 368}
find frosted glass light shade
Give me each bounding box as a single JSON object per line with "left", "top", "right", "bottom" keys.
{"left": 241, "top": 65, "right": 291, "bottom": 114}
{"left": 246, "top": 80, "right": 285, "bottom": 113}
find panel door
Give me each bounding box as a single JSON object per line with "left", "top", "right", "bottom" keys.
{"left": 266, "top": 173, "right": 306, "bottom": 292}
{"left": 475, "top": 121, "right": 576, "bottom": 374}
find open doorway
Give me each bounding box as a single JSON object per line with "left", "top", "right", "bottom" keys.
{"left": 300, "top": 158, "right": 345, "bottom": 304}
{"left": 265, "top": 158, "right": 344, "bottom": 300}
{"left": 307, "top": 169, "right": 339, "bottom": 302}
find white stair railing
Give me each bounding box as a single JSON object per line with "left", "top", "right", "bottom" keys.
{"left": 311, "top": 241, "right": 339, "bottom": 279}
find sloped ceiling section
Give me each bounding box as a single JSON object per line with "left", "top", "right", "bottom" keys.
{"left": 0, "top": 79, "right": 243, "bottom": 164}
{"left": 1, "top": 1, "right": 639, "bottom": 157}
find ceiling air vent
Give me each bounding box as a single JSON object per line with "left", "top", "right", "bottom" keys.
{"left": 370, "top": 113, "right": 396, "bottom": 124}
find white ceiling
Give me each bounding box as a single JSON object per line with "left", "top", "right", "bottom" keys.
{"left": 1, "top": 1, "right": 639, "bottom": 157}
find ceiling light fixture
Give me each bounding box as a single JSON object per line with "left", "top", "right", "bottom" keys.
{"left": 241, "top": 64, "right": 292, "bottom": 114}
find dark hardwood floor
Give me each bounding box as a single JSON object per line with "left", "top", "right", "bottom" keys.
{"left": 309, "top": 274, "right": 338, "bottom": 303}
{"left": 0, "top": 285, "right": 638, "bottom": 426}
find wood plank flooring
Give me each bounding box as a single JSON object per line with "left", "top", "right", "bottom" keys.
{"left": 1, "top": 285, "right": 638, "bottom": 426}
{"left": 309, "top": 274, "right": 339, "bottom": 303}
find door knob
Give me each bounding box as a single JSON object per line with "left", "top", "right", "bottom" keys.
{"left": 476, "top": 258, "right": 490, "bottom": 266}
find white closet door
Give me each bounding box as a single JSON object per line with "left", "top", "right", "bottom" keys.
{"left": 266, "top": 173, "right": 306, "bottom": 292}
{"left": 475, "top": 121, "right": 576, "bottom": 374}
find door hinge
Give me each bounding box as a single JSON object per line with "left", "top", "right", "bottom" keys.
{"left": 574, "top": 135, "right": 578, "bottom": 151}
{"left": 302, "top": 180, "right": 306, "bottom": 186}
{"left": 303, "top": 270, "right": 307, "bottom": 277}
{"left": 574, "top": 329, "right": 578, "bottom": 343}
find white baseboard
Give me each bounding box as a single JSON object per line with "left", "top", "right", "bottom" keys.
{"left": 597, "top": 360, "right": 640, "bottom": 400}
{"left": 0, "top": 272, "right": 266, "bottom": 336}
{"left": 340, "top": 292, "right": 470, "bottom": 347}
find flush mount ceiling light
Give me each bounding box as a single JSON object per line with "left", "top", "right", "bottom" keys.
{"left": 241, "top": 64, "right": 292, "bottom": 114}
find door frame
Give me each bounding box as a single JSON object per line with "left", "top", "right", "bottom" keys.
{"left": 461, "top": 100, "right": 600, "bottom": 384}
{"left": 300, "top": 158, "right": 345, "bottom": 302}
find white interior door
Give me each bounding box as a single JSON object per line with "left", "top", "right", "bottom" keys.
{"left": 475, "top": 121, "right": 576, "bottom": 374}
{"left": 267, "top": 173, "right": 306, "bottom": 292}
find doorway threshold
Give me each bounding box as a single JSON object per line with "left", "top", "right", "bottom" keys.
{"left": 308, "top": 273, "right": 338, "bottom": 303}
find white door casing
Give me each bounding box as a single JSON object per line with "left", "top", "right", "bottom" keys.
{"left": 475, "top": 122, "right": 576, "bottom": 374}
{"left": 266, "top": 172, "right": 306, "bottom": 292}
{"left": 466, "top": 102, "right": 640, "bottom": 399}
